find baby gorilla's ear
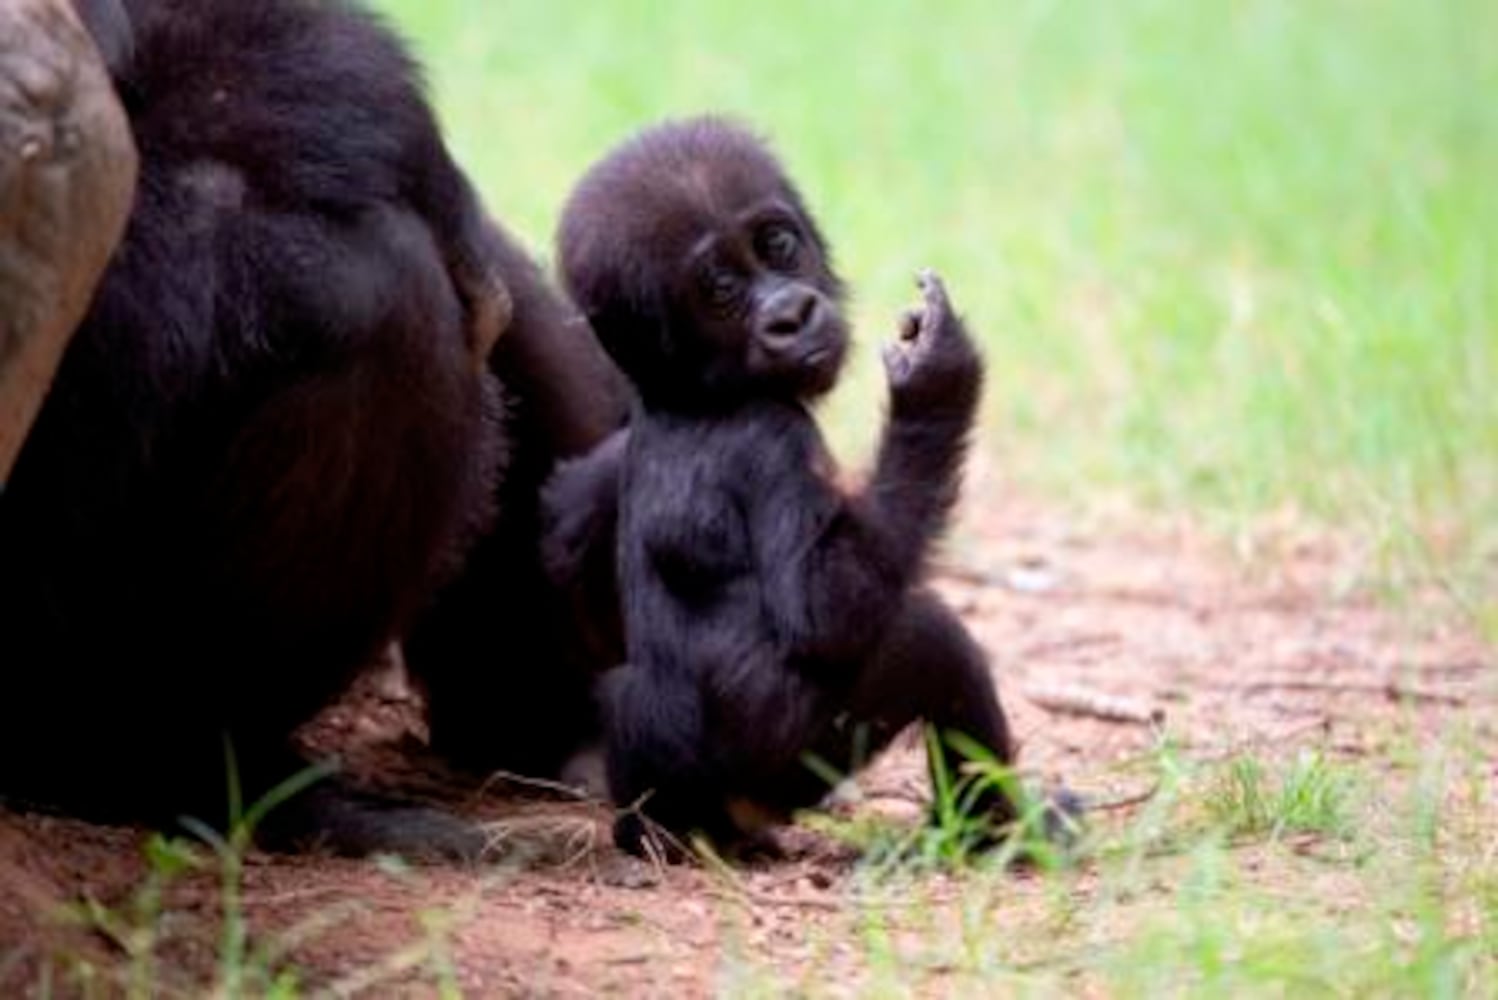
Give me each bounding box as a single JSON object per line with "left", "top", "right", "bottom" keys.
{"left": 555, "top": 210, "right": 675, "bottom": 394}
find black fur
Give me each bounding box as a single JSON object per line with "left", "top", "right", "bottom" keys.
{"left": 548, "top": 117, "right": 1023, "bottom": 858}
{"left": 0, "top": 0, "right": 624, "bottom": 858}
{"left": 403, "top": 227, "right": 630, "bottom": 780}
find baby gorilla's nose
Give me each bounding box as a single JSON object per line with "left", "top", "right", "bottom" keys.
{"left": 757, "top": 283, "right": 821, "bottom": 341}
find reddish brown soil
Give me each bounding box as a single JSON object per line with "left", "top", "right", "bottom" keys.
{"left": 1, "top": 493, "right": 1491, "bottom": 996}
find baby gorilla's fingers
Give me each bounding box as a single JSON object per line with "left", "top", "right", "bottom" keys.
{"left": 882, "top": 340, "right": 914, "bottom": 386}
{"left": 916, "top": 267, "right": 945, "bottom": 301}
{"left": 916, "top": 269, "right": 950, "bottom": 328}
{"left": 898, "top": 307, "right": 922, "bottom": 342}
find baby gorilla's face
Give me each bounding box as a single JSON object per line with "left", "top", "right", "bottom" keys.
{"left": 675, "top": 194, "right": 849, "bottom": 401}
{"left": 558, "top": 117, "right": 854, "bottom": 410}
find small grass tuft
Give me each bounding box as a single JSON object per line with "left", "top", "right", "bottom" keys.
{"left": 1206, "top": 750, "right": 1355, "bottom": 841}
{"left": 28, "top": 751, "right": 479, "bottom": 998}
{"left": 804, "top": 726, "right": 1085, "bottom": 876}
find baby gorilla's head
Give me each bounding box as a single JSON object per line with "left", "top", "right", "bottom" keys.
{"left": 559, "top": 116, "right": 849, "bottom": 410}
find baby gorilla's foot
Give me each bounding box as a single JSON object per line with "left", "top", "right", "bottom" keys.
{"left": 933, "top": 781, "right": 1086, "bottom": 866}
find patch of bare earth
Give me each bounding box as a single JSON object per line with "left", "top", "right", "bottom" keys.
{"left": 2, "top": 492, "right": 1492, "bottom": 996}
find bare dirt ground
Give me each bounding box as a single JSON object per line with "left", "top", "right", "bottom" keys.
{"left": 1, "top": 488, "right": 1492, "bottom": 997}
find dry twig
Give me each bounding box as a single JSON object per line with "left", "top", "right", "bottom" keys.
{"left": 1024, "top": 682, "right": 1165, "bottom": 725}
{"left": 1227, "top": 677, "right": 1467, "bottom": 707}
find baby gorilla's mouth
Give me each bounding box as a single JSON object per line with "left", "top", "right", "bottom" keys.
{"left": 793, "top": 342, "right": 844, "bottom": 399}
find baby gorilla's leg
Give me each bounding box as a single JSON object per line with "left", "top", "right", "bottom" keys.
{"left": 601, "top": 664, "right": 740, "bottom": 859}
{"left": 776, "top": 590, "right": 1022, "bottom": 837}
{"left": 855, "top": 589, "right": 1021, "bottom": 826}
{"left": 847, "top": 591, "right": 1084, "bottom": 851}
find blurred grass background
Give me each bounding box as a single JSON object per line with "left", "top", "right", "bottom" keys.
{"left": 375, "top": 0, "right": 1494, "bottom": 612}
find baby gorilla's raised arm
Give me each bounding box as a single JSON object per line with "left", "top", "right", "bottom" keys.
{"left": 752, "top": 272, "right": 981, "bottom": 672}
{"left": 871, "top": 271, "right": 983, "bottom": 567}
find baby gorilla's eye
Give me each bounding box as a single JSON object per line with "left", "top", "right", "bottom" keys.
{"left": 758, "top": 225, "right": 800, "bottom": 270}
{"left": 701, "top": 268, "right": 743, "bottom": 309}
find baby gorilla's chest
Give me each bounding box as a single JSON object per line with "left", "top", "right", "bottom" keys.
{"left": 635, "top": 484, "right": 749, "bottom": 605}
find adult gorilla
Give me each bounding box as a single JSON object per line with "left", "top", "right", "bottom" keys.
{"left": 0, "top": 0, "right": 625, "bottom": 858}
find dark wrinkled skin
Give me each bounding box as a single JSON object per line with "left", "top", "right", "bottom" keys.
{"left": 544, "top": 117, "right": 1044, "bottom": 860}
{"left": 0, "top": 0, "right": 136, "bottom": 482}
{"left": 0, "top": 0, "right": 627, "bottom": 861}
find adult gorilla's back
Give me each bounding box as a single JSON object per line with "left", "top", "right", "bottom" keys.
{"left": 0, "top": 0, "right": 625, "bottom": 856}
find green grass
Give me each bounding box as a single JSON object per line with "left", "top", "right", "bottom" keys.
{"left": 372, "top": 0, "right": 1495, "bottom": 617}
{"left": 798, "top": 726, "right": 1084, "bottom": 874}
{"left": 718, "top": 740, "right": 1497, "bottom": 997}
{"left": 25, "top": 765, "right": 473, "bottom": 998}
{"left": 1206, "top": 750, "right": 1355, "bottom": 841}
{"left": 29, "top": 740, "right": 1494, "bottom": 997}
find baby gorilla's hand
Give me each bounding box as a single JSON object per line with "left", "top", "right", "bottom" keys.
{"left": 883, "top": 270, "right": 982, "bottom": 420}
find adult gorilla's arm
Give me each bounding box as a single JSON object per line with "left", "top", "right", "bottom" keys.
{"left": 0, "top": 0, "right": 136, "bottom": 482}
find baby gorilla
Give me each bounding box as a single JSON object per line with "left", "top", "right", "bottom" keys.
{"left": 553, "top": 117, "right": 1027, "bottom": 858}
